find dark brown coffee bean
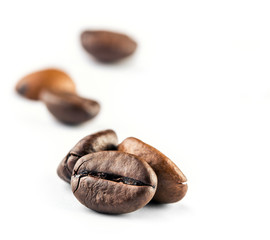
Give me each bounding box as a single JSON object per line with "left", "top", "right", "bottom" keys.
{"left": 15, "top": 68, "right": 76, "bottom": 100}
{"left": 57, "top": 130, "right": 118, "bottom": 183}
{"left": 81, "top": 30, "right": 137, "bottom": 62}
{"left": 40, "top": 90, "right": 100, "bottom": 125}
{"left": 118, "top": 137, "right": 187, "bottom": 203}
{"left": 71, "top": 151, "right": 157, "bottom": 214}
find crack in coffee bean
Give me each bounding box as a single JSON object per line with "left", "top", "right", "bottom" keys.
{"left": 63, "top": 153, "right": 83, "bottom": 174}
{"left": 57, "top": 130, "right": 118, "bottom": 183}
{"left": 71, "top": 151, "right": 158, "bottom": 214}
{"left": 74, "top": 170, "right": 155, "bottom": 187}
{"left": 58, "top": 131, "right": 188, "bottom": 214}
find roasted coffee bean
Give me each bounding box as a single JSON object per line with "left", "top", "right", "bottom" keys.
{"left": 71, "top": 151, "right": 157, "bottom": 214}
{"left": 15, "top": 68, "right": 100, "bottom": 125}
{"left": 57, "top": 130, "right": 118, "bottom": 183}
{"left": 118, "top": 137, "right": 187, "bottom": 203}
{"left": 15, "top": 68, "right": 76, "bottom": 100}
{"left": 81, "top": 30, "right": 137, "bottom": 62}
{"left": 40, "top": 90, "right": 100, "bottom": 125}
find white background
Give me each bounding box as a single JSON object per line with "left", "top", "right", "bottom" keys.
{"left": 0, "top": 0, "right": 270, "bottom": 239}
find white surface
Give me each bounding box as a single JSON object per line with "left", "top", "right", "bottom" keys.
{"left": 0, "top": 0, "right": 270, "bottom": 239}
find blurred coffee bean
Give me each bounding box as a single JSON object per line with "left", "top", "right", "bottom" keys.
{"left": 40, "top": 90, "right": 100, "bottom": 125}
{"left": 15, "top": 68, "right": 76, "bottom": 100}
{"left": 15, "top": 68, "right": 100, "bottom": 125}
{"left": 81, "top": 30, "right": 137, "bottom": 62}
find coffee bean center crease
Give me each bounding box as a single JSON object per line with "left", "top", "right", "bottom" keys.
{"left": 74, "top": 170, "right": 155, "bottom": 187}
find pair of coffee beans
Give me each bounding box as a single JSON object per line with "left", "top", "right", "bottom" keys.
{"left": 57, "top": 130, "right": 187, "bottom": 214}
{"left": 15, "top": 30, "right": 137, "bottom": 125}
{"left": 15, "top": 68, "right": 100, "bottom": 125}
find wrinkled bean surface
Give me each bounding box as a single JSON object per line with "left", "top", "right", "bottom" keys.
{"left": 71, "top": 151, "right": 157, "bottom": 214}
{"left": 118, "top": 137, "right": 187, "bottom": 203}
{"left": 57, "top": 130, "right": 118, "bottom": 183}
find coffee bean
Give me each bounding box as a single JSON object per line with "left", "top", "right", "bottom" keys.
{"left": 40, "top": 90, "right": 100, "bottom": 125}
{"left": 15, "top": 68, "right": 100, "bottom": 125}
{"left": 15, "top": 68, "right": 76, "bottom": 100}
{"left": 71, "top": 151, "right": 157, "bottom": 214}
{"left": 118, "top": 137, "right": 188, "bottom": 203}
{"left": 57, "top": 130, "right": 118, "bottom": 183}
{"left": 81, "top": 30, "right": 137, "bottom": 62}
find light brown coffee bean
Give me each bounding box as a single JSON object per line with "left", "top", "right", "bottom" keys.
{"left": 118, "top": 137, "right": 188, "bottom": 203}
{"left": 15, "top": 68, "right": 76, "bottom": 100}
{"left": 71, "top": 151, "right": 157, "bottom": 214}
{"left": 81, "top": 30, "right": 137, "bottom": 62}
{"left": 57, "top": 129, "right": 118, "bottom": 183}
